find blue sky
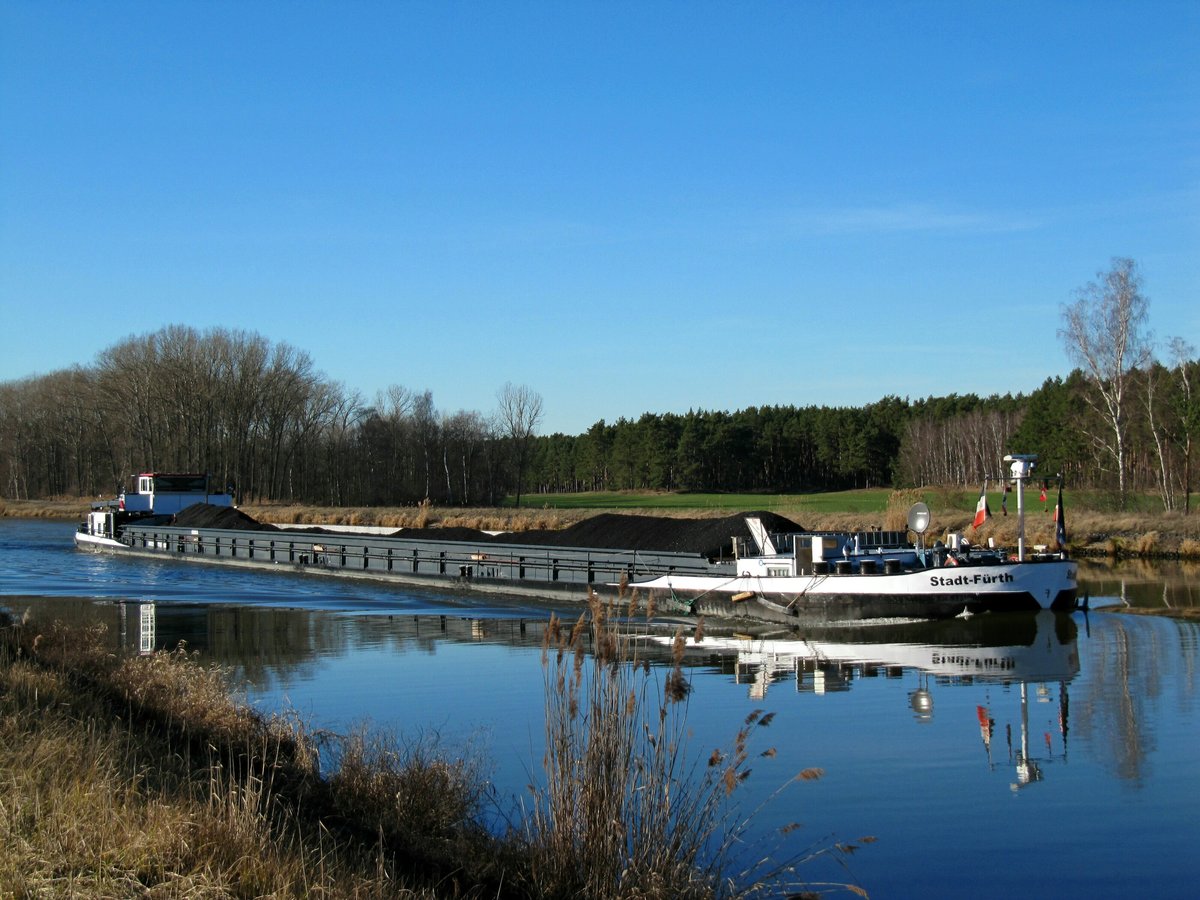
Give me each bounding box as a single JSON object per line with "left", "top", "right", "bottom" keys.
{"left": 2, "top": 1, "right": 1196, "bottom": 434}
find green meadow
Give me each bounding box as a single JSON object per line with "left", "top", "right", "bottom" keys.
{"left": 520, "top": 489, "right": 896, "bottom": 514}
{"left": 518, "top": 487, "right": 1192, "bottom": 517}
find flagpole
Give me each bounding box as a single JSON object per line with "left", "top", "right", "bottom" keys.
{"left": 1016, "top": 469, "right": 1026, "bottom": 560}
{"left": 1055, "top": 473, "right": 1067, "bottom": 553}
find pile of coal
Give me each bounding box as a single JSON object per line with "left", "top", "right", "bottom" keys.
{"left": 495, "top": 510, "right": 803, "bottom": 557}
{"left": 168, "top": 505, "right": 805, "bottom": 558}
{"left": 390, "top": 510, "right": 803, "bottom": 558}
{"left": 172, "top": 504, "right": 278, "bottom": 531}
{"left": 390, "top": 525, "right": 498, "bottom": 543}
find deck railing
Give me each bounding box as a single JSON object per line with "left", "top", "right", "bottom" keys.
{"left": 120, "top": 524, "right": 729, "bottom": 588}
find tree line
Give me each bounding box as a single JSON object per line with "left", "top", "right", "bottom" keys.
{"left": 0, "top": 325, "right": 543, "bottom": 508}
{"left": 527, "top": 258, "right": 1197, "bottom": 509}
{"left": 3, "top": 261, "right": 1196, "bottom": 510}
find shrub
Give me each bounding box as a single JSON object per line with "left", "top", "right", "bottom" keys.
{"left": 885, "top": 489, "right": 925, "bottom": 533}
{"left": 1136, "top": 531, "right": 1160, "bottom": 558}
{"left": 329, "top": 728, "right": 488, "bottom": 862}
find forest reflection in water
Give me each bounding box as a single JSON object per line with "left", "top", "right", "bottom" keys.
{"left": 12, "top": 594, "right": 1196, "bottom": 797}
{"left": 1078, "top": 556, "right": 1200, "bottom": 611}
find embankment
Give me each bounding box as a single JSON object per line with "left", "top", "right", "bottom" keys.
{"left": 7, "top": 496, "right": 1200, "bottom": 560}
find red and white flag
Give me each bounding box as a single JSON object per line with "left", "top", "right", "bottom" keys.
{"left": 972, "top": 482, "right": 991, "bottom": 529}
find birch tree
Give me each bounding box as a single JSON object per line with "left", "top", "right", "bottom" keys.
{"left": 1059, "top": 257, "right": 1152, "bottom": 504}
{"left": 1169, "top": 337, "right": 1198, "bottom": 513}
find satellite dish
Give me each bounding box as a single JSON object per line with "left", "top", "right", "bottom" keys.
{"left": 907, "top": 502, "right": 931, "bottom": 535}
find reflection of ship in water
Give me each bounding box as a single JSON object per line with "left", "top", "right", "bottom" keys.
{"left": 111, "top": 602, "right": 552, "bottom": 656}
{"left": 973, "top": 678, "right": 1071, "bottom": 792}
{"left": 663, "top": 613, "right": 1079, "bottom": 697}
{"left": 100, "top": 601, "right": 559, "bottom": 687}
{"left": 8, "top": 598, "right": 1081, "bottom": 791}
{"left": 655, "top": 612, "right": 1080, "bottom": 791}
{"left": 117, "top": 600, "right": 158, "bottom": 655}
{"left": 7, "top": 597, "right": 562, "bottom": 688}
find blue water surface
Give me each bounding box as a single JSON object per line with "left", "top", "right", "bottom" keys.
{"left": 2, "top": 518, "right": 1197, "bottom": 899}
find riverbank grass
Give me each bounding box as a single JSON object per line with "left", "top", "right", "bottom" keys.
{"left": 6, "top": 488, "right": 1199, "bottom": 558}
{"left": 1, "top": 608, "right": 859, "bottom": 898}
{"left": 0, "top": 618, "right": 431, "bottom": 896}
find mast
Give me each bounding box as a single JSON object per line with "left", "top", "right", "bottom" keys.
{"left": 1004, "top": 454, "right": 1037, "bottom": 562}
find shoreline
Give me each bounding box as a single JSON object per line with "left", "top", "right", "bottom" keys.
{"left": 0, "top": 608, "right": 829, "bottom": 897}
{"left": 7, "top": 496, "right": 1199, "bottom": 561}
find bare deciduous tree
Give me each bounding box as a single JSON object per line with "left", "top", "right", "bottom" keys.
{"left": 412, "top": 390, "right": 438, "bottom": 500}
{"left": 1142, "top": 359, "right": 1174, "bottom": 510}
{"left": 1059, "top": 257, "right": 1152, "bottom": 504}
{"left": 1169, "top": 337, "right": 1198, "bottom": 513}
{"left": 496, "top": 382, "right": 543, "bottom": 507}
{"left": 442, "top": 409, "right": 486, "bottom": 505}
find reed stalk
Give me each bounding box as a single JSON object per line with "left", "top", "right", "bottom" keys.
{"left": 524, "top": 593, "right": 856, "bottom": 899}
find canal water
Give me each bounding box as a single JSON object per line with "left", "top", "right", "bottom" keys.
{"left": 2, "top": 518, "right": 1197, "bottom": 899}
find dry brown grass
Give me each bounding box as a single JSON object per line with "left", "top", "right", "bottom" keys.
{"left": 328, "top": 726, "right": 494, "bottom": 873}
{"left": 0, "top": 615, "right": 480, "bottom": 897}
{"left": 884, "top": 489, "right": 925, "bottom": 532}
{"left": 0, "top": 497, "right": 91, "bottom": 519}
{"left": 2, "top": 608, "right": 852, "bottom": 898}
{"left": 523, "top": 593, "right": 866, "bottom": 899}
{"left": 240, "top": 501, "right": 590, "bottom": 533}
{"left": 1136, "top": 531, "right": 1161, "bottom": 557}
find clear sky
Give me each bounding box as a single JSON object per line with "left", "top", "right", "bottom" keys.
{"left": 2, "top": 1, "right": 1196, "bottom": 434}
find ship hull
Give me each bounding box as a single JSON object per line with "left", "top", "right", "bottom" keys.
{"left": 632, "top": 558, "right": 1078, "bottom": 621}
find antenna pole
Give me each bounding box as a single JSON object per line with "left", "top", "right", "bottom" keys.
{"left": 1004, "top": 454, "right": 1037, "bottom": 562}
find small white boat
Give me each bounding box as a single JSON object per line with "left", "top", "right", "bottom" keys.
{"left": 75, "top": 472, "right": 233, "bottom": 552}
{"left": 630, "top": 455, "right": 1078, "bottom": 619}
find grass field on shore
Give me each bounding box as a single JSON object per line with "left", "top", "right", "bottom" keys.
{"left": 521, "top": 487, "right": 1194, "bottom": 516}
{"left": 516, "top": 490, "right": 894, "bottom": 514}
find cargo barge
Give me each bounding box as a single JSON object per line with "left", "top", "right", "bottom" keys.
{"left": 75, "top": 456, "right": 1078, "bottom": 623}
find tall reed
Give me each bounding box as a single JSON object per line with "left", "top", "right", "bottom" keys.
{"left": 524, "top": 592, "right": 832, "bottom": 899}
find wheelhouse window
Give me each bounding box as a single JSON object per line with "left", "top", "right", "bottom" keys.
{"left": 153, "top": 475, "right": 209, "bottom": 493}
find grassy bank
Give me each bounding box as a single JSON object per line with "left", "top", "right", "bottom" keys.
{"left": 1, "top": 605, "right": 852, "bottom": 898}
{"left": 0, "top": 614, "right": 489, "bottom": 897}
{"left": 6, "top": 488, "right": 1199, "bottom": 559}
{"left": 246, "top": 489, "right": 1200, "bottom": 559}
